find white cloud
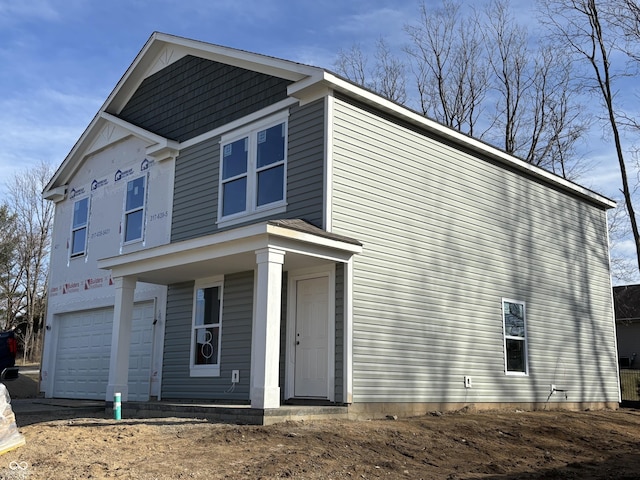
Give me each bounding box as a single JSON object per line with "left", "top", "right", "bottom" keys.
{"left": 331, "top": 5, "right": 414, "bottom": 47}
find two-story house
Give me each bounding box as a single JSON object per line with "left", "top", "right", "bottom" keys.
{"left": 41, "top": 32, "right": 620, "bottom": 422}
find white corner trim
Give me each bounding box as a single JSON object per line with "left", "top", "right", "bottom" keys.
{"left": 344, "top": 258, "right": 353, "bottom": 404}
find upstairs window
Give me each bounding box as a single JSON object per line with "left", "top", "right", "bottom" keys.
{"left": 190, "top": 279, "right": 223, "bottom": 377}
{"left": 502, "top": 299, "right": 528, "bottom": 375}
{"left": 70, "top": 197, "right": 89, "bottom": 257}
{"left": 124, "top": 176, "right": 146, "bottom": 243}
{"left": 219, "top": 114, "right": 287, "bottom": 224}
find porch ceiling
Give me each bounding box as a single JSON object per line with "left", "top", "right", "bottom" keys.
{"left": 97, "top": 220, "right": 362, "bottom": 285}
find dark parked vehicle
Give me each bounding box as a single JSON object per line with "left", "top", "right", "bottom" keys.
{"left": 0, "top": 331, "right": 18, "bottom": 380}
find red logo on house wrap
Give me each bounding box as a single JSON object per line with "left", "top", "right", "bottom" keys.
{"left": 62, "top": 282, "right": 80, "bottom": 294}
{"left": 84, "top": 277, "right": 104, "bottom": 290}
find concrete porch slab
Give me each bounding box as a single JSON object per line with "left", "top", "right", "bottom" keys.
{"left": 120, "top": 401, "right": 349, "bottom": 425}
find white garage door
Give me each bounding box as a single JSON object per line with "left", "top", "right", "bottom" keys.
{"left": 52, "top": 302, "right": 155, "bottom": 401}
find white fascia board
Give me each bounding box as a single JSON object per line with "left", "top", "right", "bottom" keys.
{"left": 151, "top": 32, "right": 320, "bottom": 82}
{"left": 43, "top": 112, "right": 177, "bottom": 195}
{"left": 100, "top": 112, "right": 179, "bottom": 161}
{"left": 103, "top": 33, "right": 165, "bottom": 114}
{"left": 100, "top": 112, "right": 172, "bottom": 146}
{"left": 104, "top": 236, "right": 267, "bottom": 279}
{"left": 268, "top": 237, "right": 356, "bottom": 263}
{"left": 44, "top": 35, "right": 162, "bottom": 194}
{"left": 291, "top": 71, "right": 616, "bottom": 210}
{"left": 42, "top": 185, "right": 67, "bottom": 203}
{"left": 265, "top": 223, "right": 362, "bottom": 255}
{"left": 108, "top": 32, "right": 320, "bottom": 114}
{"left": 98, "top": 221, "right": 362, "bottom": 279}
{"left": 99, "top": 223, "right": 271, "bottom": 271}
{"left": 43, "top": 112, "right": 102, "bottom": 194}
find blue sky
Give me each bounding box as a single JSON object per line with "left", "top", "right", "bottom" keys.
{"left": 0, "top": 0, "right": 637, "bottom": 274}
{"left": 0, "top": 0, "right": 624, "bottom": 192}
{"left": 0, "top": 0, "right": 419, "bottom": 191}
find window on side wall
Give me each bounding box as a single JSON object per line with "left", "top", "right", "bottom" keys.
{"left": 190, "top": 279, "right": 223, "bottom": 377}
{"left": 123, "top": 176, "right": 146, "bottom": 243}
{"left": 70, "top": 197, "right": 89, "bottom": 257}
{"left": 502, "top": 299, "right": 528, "bottom": 375}
{"left": 218, "top": 113, "right": 287, "bottom": 225}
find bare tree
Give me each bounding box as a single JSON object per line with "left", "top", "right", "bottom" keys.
{"left": 5, "top": 161, "right": 55, "bottom": 361}
{"left": 404, "top": 0, "right": 489, "bottom": 136}
{"left": 334, "top": 39, "right": 407, "bottom": 104}
{"left": 609, "top": 199, "right": 640, "bottom": 283}
{"left": 0, "top": 205, "right": 19, "bottom": 331}
{"left": 527, "top": 47, "right": 591, "bottom": 178}
{"left": 334, "top": 43, "right": 368, "bottom": 87}
{"left": 484, "top": 0, "right": 531, "bottom": 154}
{"left": 333, "top": 1, "right": 589, "bottom": 181}
{"left": 539, "top": 0, "right": 640, "bottom": 274}
{"left": 482, "top": 1, "right": 590, "bottom": 178}
{"left": 371, "top": 38, "right": 407, "bottom": 104}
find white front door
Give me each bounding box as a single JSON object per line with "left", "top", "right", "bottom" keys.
{"left": 294, "top": 276, "right": 329, "bottom": 398}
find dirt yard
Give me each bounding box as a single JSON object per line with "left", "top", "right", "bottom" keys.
{"left": 2, "top": 373, "right": 640, "bottom": 479}
{"left": 0, "top": 406, "right": 637, "bottom": 479}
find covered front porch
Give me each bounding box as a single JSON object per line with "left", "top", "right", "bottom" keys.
{"left": 97, "top": 219, "right": 362, "bottom": 410}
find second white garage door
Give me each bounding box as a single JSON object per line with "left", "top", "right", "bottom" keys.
{"left": 52, "top": 302, "right": 155, "bottom": 401}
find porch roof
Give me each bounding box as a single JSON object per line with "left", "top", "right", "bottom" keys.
{"left": 97, "top": 219, "right": 362, "bottom": 285}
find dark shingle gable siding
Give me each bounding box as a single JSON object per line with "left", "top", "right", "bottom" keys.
{"left": 115, "top": 55, "right": 292, "bottom": 141}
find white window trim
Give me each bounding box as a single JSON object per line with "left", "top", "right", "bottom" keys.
{"left": 217, "top": 111, "right": 289, "bottom": 228}
{"left": 190, "top": 276, "right": 224, "bottom": 377}
{"left": 122, "top": 174, "right": 148, "bottom": 246}
{"left": 70, "top": 196, "right": 90, "bottom": 258}
{"left": 502, "top": 298, "right": 529, "bottom": 376}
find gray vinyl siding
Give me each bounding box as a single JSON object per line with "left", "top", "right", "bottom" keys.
{"left": 284, "top": 99, "right": 325, "bottom": 227}
{"left": 116, "top": 56, "right": 291, "bottom": 142}
{"left": 171, "top": 138, "right": 221, "bottom": 240}
{"left": 171, "top": 99, "right": 325, "bottom": 242}
{"left": 161, "top": 271, "right": 253, "bottom": 401}
{"left": 331, "top": 96, "right": 618, "bottom": 405}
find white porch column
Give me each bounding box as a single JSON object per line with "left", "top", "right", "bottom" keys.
{"left": 344, "top": 258, "right": 354, "bottom": 404}
{"left": 106, "top": 275, "right": 136, "bottom": 402}
{"left": 251, "top": 247, "right": 285, "bottom": 409}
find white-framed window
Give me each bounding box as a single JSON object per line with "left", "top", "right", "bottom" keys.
{"left": 190, "top": 277, "right": 224, "bottom": 377}
{"left": 123, "top": 175, "right": 146, "bottom": 243}
{"left": 70, "top": 197, "right": 89, "bottom": 257}
{"left": 218, "top": 113, "right": 287, "bottom": 225}
{"left": 502, "top": 299, "right": 528, "bottom": 375}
